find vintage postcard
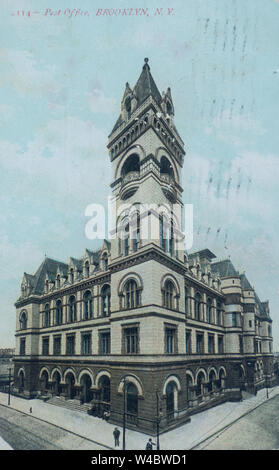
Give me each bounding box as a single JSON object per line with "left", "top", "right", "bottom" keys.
{"left": 0, "top": 0, "right": 278, "bottom": 458}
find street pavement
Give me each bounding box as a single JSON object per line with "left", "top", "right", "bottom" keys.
{"left": 0, "top": 386, "right": 278, "bottom": 450}
{"left": 194, "top": 394, "right": 279, "bottom": 450}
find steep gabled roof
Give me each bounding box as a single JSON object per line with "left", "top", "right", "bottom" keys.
{"left": 239, "top": 273, "right": 253, "bottom": 290}
{"left": 211, "top": 259, "right": 239, "bottom": 278}
{"left": 32, "top": 257, "right": 68, "bottom": 295}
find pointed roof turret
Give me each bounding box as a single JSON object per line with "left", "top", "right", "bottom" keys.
{"left": 133, "top": 58, "right": 162, "bottom": 107}
{"left": 110, "top": 58, "right": 162, "bottom": 135}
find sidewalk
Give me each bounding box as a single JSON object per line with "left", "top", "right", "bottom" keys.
{"left": 0, "top": 436, "right": 13, "bottom": 450}
{"left": 0, "top": 386, "right": 278, "bottom": 450}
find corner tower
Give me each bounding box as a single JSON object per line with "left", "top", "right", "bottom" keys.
{"left": 107, "top": 58, "right": 186, "bottom": 262}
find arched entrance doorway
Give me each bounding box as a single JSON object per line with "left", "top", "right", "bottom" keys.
{"left": 186, "top": 374, "right": 193, "bottom": 405}
{"left": 18, "top": 371, "right": 24, "bottom": 392}
{"left": 41, "top": 370, "right": 49, "bottom": 393}
{"left": 208, "top": 370, "right": 216, "bottom": 393}
{"left": 80, "top": 374, "right": 92, "bottom": 403}
{"left": 65, "top": 372, "right": 75, "bottom": 399}
{"left": 126, "top": 382, "right": 138, "bottom": 423}
{"left": 196, "top": 371, "right": 206, "bottom": 400}
{"left": 53, "top": 371, "right": 61, "bottom": 396}
{"left": 100, "top": 376, "right": 110, "bottom": 403}
{"left": 166, "top": 381, "right": 178, "bottom": 422}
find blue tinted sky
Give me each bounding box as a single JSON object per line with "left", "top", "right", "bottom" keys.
{"left": 0, "top": 0, "right": 279, "bottom": 348}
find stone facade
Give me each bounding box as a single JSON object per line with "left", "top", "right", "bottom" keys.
{"left": 14, "top": 59, "right": 274, "bottom": 434}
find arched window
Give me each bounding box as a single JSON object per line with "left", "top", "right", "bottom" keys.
{"left": 68, "top": 296, "right": 77, "bottom": 322}
{"left": 57, "top": 275, "right": 60, "bottom": 289}
{"left": 123, "top": 222, "right": 130, "bottom": 256}
{"left": 83, "top": 291, "right": 93, "bottom": 320}
{"left": 194, "top": 293, "right": 202, "bottom": 321}
{"left": 159, "top": 214, "right": 167, "bottom": 251}
{"left": 121, "top": 154, "right": 140, "bottom": 179}
{"left": 216, "top": 302, "right": 222, "bottom": 326}
{"left": 169, "top": 219, "right": 174, "bottom": 256}
{"left": 44, "top": 304, "right": 50, "bottom": 327}
{"left": 160, "top": 156, "right": 175, "bottom": 183}
{"left": 124, "top": 280, "right": 141, "bottom": 309}
{"left": 163, "top": 280, "right": 176, "bottom": 310}
{"left": 55, "top": 300, "right": 63, "bottom": 325}
{"left": 132, "top": 212, "right": 140, "bottom": 252}
{"left": 19, "top": 311, "right": 27, "bottom": 330}
{"left": 101, "top": 285, "right": 111, "bottom": 317}
{"left": 206, "top": 298, "right": 212, "bottom": 323}
{"left": 184, "top": 286, "right": 188, "bottom": 316}
{"left": 126, "top": 382, "right": 138, "bottom": 416}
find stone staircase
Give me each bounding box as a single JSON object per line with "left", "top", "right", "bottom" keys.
{"left": 45, "top": 396, "right": 93, "bottom": 414}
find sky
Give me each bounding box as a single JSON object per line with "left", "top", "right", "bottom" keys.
{"left": 0, "top": 0, "right": 278, "bottom": 348}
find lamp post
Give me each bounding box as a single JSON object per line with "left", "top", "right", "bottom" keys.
{"left": 8, "top": 368, "right": 11, "bottom": 406}
{"left": 122, "top": 377, "right": 126, "bottom": 451}
{"left": 266, "top": 375, "right": 269, "bottom": 399}
{"left": 156, "top": 391, "right": 162, "bottom": 450}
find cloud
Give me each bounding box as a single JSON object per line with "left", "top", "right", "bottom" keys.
{"left": 87, "top": 89, "right": 117, "bottom": 114}
{"left": 205, "top": 110, "right": 266, "bottom": 147}
{"left": 0, "top": 234, "right": 44, "bottom": 282}
{"left": 0, "top": 48, "right": 61, "bottom": 97}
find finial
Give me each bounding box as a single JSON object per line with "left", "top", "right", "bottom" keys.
{"left": 143, "top": 57, "right": 150, "bottom": 69}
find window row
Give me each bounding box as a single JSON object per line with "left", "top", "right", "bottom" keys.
{"left": 185, "top": 331, "right": 224, "bottom": 355}
{"left": 41, "top": 285, "right": 111, "bottom": 328}
{"left": 185, "top": 288, "right": 224, "bottom": 326}
{"left": 19, "top": 328, "right": 225, "bottom": 357}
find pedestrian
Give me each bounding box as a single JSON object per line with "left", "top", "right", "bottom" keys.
{"left": 145, "top": 438, "right": 155, "bottom": 450}
{"left": 113, "top": 427, "right": 120, "bottom": 447}
{"left": 29, "top": 407, "right": 32, "bottom": 414}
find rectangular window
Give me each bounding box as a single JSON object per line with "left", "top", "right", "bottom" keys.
{"left": 99, "top": 331, "right": 110, "bottom": 354}
{"left": 124, "top": 327, "right": 139, "bottom": 354}
{"left": 196, "top": 333, "right": 204, "bottom": 354}
{"left": 66, "top": 334, "right": 75, "bottom": 355}
{"left": 239, "top": 335, "right": 243, "bottom": 354}
{"left": 53, "top": 336, "right": 61, "bottom": 355}
{"left": 165, "top": 327, "right": 176, "bottom": 354}
{"left": 218, "top": 336, "right": 224, "bottom": 354}
{"left": 254, "top": 339, "right": 258, "bottom": 353}
{"left": 208, "top": 334, "right": 215, "bottom": 354}
{"left": 42, "top": 337, "right": 49, "bottom": 355}
{"left": 20, "top": 338, "right": 26, "bottom": 355}
{"left": 231, "top": 313, "right": 237, "bottom": 327}
{"left": 81, "top": 333, "right": 92, "bottom": 355}
{"left": 185, "top": 330, "right": 191, "bottom": 354}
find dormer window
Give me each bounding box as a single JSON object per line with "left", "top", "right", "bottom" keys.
{"left": 166, "top": 101, "right": 172, "bottom": 116}
{"left": 125, "top": 96, "right": 131, "bottom": 119}
{"left": 85, "top": 261, "right": 90, "bottom": 278}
